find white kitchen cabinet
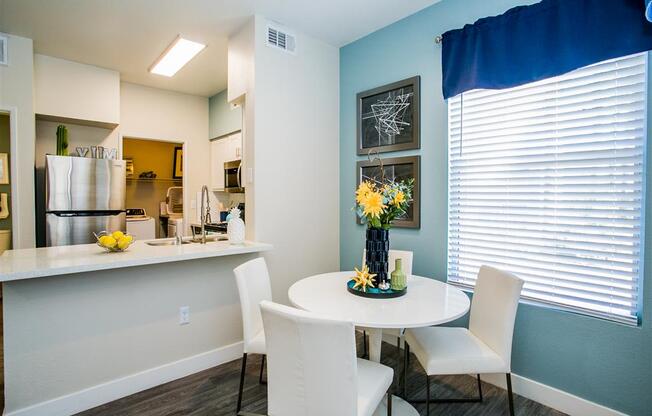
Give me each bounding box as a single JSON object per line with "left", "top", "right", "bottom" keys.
{"left": 229, "top": 132, "right": 242, "bottom": 160}
{"left": 34, "top": 54, "right": 120, "bottom": 127}
{"left": 210, "top": 131, "right": 242, "bottom": 191}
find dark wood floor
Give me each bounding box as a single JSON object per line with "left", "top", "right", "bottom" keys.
{"left": 78, "top": 336, "right": 566, "bottom": 416}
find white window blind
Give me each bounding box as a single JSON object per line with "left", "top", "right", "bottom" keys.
{"left": 447, "top": 52, "right": 647, "bottom": 325}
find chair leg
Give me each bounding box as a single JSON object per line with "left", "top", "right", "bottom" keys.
{"left": 506, "top": 373, "right": 515, "bottom": 416}
{"left": 477, "top": 374, "right": 483, "bottom": 401}
{"left": 402, "top": 342, "right": 410, "bottom": 397}
{"left": 387, "top": 391, "right": 392, "bottom": 416}
{"left": 259, "top": 355, "right": 266, "bottom": 384}
{"left": 236, "top": 353, "right": 247, "bottom": 413}
{"left": 425, "top": 374, "right": 430, "bottom": 416}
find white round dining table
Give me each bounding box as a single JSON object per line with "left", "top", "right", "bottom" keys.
{"left": 288, "top": 271, "right": 471, "bottom": 416}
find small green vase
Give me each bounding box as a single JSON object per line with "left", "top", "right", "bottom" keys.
{"left": 390, "top": 258, "right": 407, "bottom": 291}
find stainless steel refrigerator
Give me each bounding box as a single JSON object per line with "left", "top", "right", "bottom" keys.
{"left": 43, "top": 155, "right": 126, "bottom": 247}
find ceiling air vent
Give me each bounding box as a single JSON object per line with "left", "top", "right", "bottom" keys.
{"left": 266, "top": 24, "right": 296, "bottom": 54}
{"left": 0, "top": 35, "right": 7, "bottom": 66}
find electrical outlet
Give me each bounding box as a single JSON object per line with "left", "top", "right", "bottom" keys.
{"left": 179, "top": 306, "right": 190, "bottom": 325}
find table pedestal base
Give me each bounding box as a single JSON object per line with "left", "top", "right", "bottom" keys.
{"left": 373, "top": 395, "right": 419, "bottom": 416}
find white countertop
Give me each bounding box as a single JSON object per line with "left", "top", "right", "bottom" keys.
{"left": 0, "top": 239, "right": 272, "bottom": 282}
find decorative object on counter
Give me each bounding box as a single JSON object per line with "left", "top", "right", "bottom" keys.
{"left": 354, "top": 151, "right": 414, "bottom": 290}
{"left": 357, "top": 76, "right": 420, "bottom": 155}
{"left": 139, "top": 171, "right": 157, "bottom": 179}
{"left": 173, "top": 146, "right": 183, "bottom": 179}
{"left": 0, "top": 153, "right": 8, "bottom": 184}
{"left": 357, "top": 154, "right": 420, "bottom": 228}
{"left": 390, "top": 258, "right": 407, "bottom": 291}
{"left": 56, "top": 125, "right": 69, "bottom": 156}
{"left": 94, "top": 230, "right": 134, "bottom": 252}
{"left": 75, "top": 145, "right": 117, "bottom": 159}
{"left": 226, "top": 206, "right": 245, "bottom": 245}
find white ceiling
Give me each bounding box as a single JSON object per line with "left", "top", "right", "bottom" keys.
{"left": 0, "top": 0, "right": 439, "bottom": 97}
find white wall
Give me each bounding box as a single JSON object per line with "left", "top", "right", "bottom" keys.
{"left": 229, "top": 16, "right": 340, "bottom": 303}
{"left": 34, "top": 54, "right": 120, "bottom": 124}
{"left": 0, "top": 34, "right": 35, "bottom": 249}
{"left": 120, "top": 82, "right": 210, "bottom": 230}
{"left": 228, "top": 19, "right": 256, "bottom": 237}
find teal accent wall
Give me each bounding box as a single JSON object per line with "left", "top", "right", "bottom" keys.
{"left": 339, "top": 0, "right": 652, "bottom": 414}
{"left": 209, "top": 89, "right": 242, "bottom": 139}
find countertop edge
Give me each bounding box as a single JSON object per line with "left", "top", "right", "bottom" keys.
{"left": 0, "top": 242, "right": 273, "bottom": 283}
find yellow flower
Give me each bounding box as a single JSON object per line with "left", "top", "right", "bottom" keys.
{"left": 362, "top": 191, "right": 386, "bottom": 218}
{"left": 393, "top": 191, "right": 406, "bottom": 206}
{"left": 352, "top": 264, "right": 376, "bottom": 292}
{"left": 356, "top": 181, "right": 374, "bottom": 204}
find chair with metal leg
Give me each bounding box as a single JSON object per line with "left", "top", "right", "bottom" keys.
{"left": 403, "top": 265, "right": 523, "bottom": 416}
{"left": 234, "top": 257, "right": 272, "bottom": 414}
{"left": 260, "top": 300, "right": 394, "bottom": 416}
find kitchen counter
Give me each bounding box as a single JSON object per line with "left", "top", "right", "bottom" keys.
{"left": 2, "top": 238, "right": 271, "bottom": 415}
{"left": 0, "top": 239, "right": 272, "bottom": 282}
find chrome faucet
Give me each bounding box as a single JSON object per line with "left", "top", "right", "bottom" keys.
{"left": 199, "top": 185, "right": 212, "bottom": 244}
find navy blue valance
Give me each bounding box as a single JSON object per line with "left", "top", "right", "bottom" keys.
{"left": 442, "top": 0, "right": 652, "bottom": 99}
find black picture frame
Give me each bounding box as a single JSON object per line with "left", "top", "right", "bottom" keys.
{"left": 172, "top": 146, "right": 183, "bottom": 179}
{"left": 356, "top": 155, "right": 421, "bottom": 229}
{"left": 357, "top": 76, "right": 420, "bottom": 155}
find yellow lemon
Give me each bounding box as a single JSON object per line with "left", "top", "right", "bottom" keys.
{"left": 112, "top": 230, "right": 125, "bottom": 240}
{"left": 121, "top": 234, "right": 133, "bottom": 244}
{"left": 100, "top": 235, "right": 117, "bottom": 248}
{"left": 117, "top": 236, "right": 131, "bottom": 250}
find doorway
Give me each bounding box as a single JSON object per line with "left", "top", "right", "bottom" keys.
{"left": 0, "top": 111, "right": 11, "bottom": 411}
{"left": 122, "top": 137, "right": 184, "bottom": 239}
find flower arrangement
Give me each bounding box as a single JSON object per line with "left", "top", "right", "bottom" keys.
{"left": 355, "top": 179, "right": 414, "bottom": 230}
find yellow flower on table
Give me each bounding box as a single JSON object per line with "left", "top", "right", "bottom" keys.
{"left": 362, "top": 191, "right": 386, "bottom": 218}
{"left": 352, "top": 264, "right": 376, "bottom": 292}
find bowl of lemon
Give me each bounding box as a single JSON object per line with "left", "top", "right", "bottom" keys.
{"left": 95, "top": 230, "right": 134, "bottom": 252}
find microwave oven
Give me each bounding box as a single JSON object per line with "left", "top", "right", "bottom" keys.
{"left": 224, "top": 160, "right": 244, "bottom": 193}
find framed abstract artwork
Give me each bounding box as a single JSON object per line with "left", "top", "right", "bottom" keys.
{"left": 357, "top": 76, "right": 420, "bottom": 155}
{"left": 356, "top": 155, "right": 421, "bottom": 228}
{"left": 173, "top": 147, "right": 183, "bottom": 179}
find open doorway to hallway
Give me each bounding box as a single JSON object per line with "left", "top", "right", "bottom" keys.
{"left": 122, "top": 137, "right": 184, "bottom": 239}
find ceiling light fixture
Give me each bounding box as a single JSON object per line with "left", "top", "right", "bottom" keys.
{"left": 149, "top": 36, "right": 206, "bottom": 77}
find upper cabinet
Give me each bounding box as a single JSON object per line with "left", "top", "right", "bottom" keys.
{"left": 34, "top": 54, "right": 120, "bottom": 128}
{"left": 209, "top": 89, "right": 242, "bottom": 140}
{"left": 210, "top": 131, "right": 242, "bottom": 191}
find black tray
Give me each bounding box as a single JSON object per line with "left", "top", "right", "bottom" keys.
{"left": 347, "top": 279, "right": 407, "bottom": 299}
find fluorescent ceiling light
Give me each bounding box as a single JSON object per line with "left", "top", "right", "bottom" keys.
{"left": 149, "top": 36, "right": 206, "bottom": 77}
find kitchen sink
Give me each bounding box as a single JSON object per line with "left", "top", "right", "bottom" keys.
{"left": 145, "top": 239, "right": 191, "bottom": 246}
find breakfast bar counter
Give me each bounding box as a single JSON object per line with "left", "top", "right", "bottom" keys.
{"left": 1, "top": 239, "right": 272, "bottom": 415}
{"left": 0, "top": 239, "right": 273, "bottom": 282}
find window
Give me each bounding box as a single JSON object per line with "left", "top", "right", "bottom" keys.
{"left": 447, "top": 53, "right": 647, "bottom": 325}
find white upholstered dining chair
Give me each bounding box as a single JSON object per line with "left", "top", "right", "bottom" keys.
{"left": 234, "top": 257, "right": 272, "bottom": 414}
{"left": 361, "top": 249, "right": 413, "bottom": 356}
{"left": 403, "top": 265, "right": 524, "bottom": 416}
{"left": 260, "top": 300, "right": 394, "bottom": 416}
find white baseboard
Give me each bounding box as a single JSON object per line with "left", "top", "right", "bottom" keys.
{"left": 5, "top": 341, "right": 244, "bottom": 416}
{"left": 379, "top": 334, "right": 626, "bottom": 416}
{"left": 480, "top": 373, "right": 627, "bottom": 416}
